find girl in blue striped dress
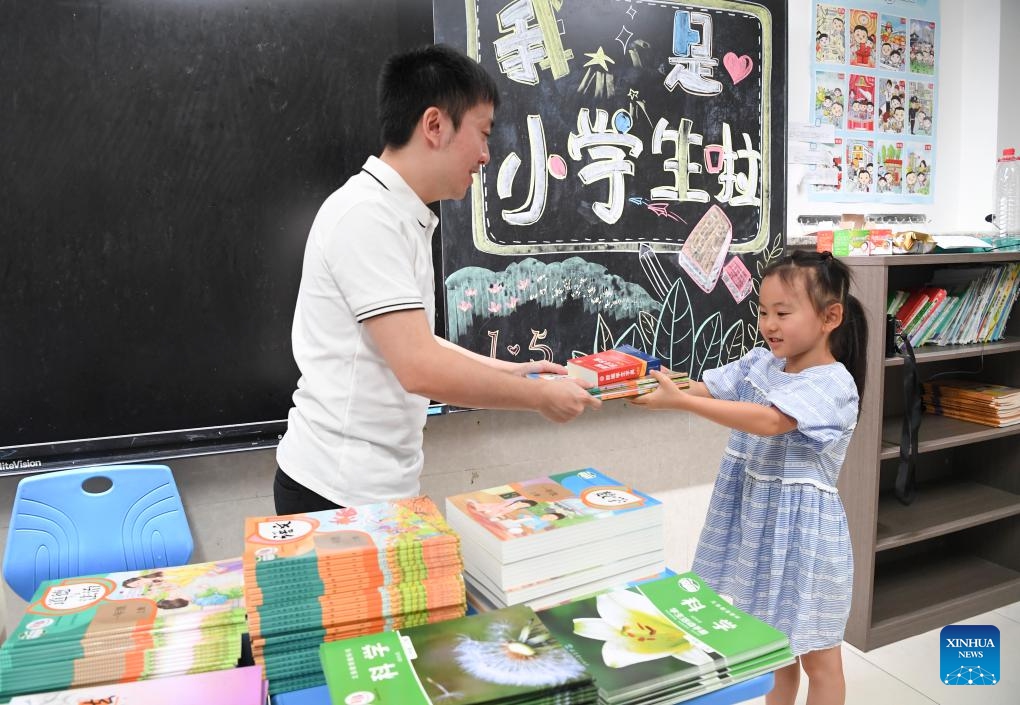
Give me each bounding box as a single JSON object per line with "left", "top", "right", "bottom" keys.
{"left": 633, "top": 251, "right": 868, "bottom": 705}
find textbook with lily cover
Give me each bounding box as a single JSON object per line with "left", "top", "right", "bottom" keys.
{"left": 536, "top": 572, "right": 793, "bottom": 704}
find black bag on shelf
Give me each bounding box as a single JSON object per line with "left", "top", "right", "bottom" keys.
{"left": 889, "top": 314, "right": 922, "bottom": 505}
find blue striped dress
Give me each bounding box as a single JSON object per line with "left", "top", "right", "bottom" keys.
{"left": 691, "top": 347, "right": 859, "bottom": 656}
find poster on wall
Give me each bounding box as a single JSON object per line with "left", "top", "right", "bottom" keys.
{"left": 809, "top": 0, "right": 938, "bottom": 203}
{"left": 433, "top": 0, "right": 787, "bottom": 380}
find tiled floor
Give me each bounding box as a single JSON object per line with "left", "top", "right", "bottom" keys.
{"left": 744, "top": 602, "right": 1019, "bottom": 705}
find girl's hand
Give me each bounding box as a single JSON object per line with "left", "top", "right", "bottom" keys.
{"left": 630, "top": 369, "right": 690, "bottom": 410}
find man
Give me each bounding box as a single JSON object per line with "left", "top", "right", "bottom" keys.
{"left": 275, "top": 45, "right": 600, "bottom": 515}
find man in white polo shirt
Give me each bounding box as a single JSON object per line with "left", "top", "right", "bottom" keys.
{"left": 275, "top": 45, "right": 601, "bottom": 514}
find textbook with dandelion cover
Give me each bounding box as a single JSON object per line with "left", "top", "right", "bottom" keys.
{"left": 319, "top": 604, "right": 595, "bottom": 705}
{"left": 536, "top": 572, "right": 793, "bottom": 703}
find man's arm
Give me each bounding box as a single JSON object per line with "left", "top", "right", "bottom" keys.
{"left": 364, "top": 310, "right": 600, "bottom": 422}
{"left": 434, "top": 335, "right": 572, "bottom": 377}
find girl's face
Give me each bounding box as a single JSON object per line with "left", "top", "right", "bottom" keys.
{"left": 758, "top": 274, "right": 839, "bottom": 372}
{"left": 853, "top": 28, "right": 867, "bottom": 43}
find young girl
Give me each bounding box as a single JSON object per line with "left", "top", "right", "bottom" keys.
{"left": 633, "top": 251, "right": 867, "bottom": 705}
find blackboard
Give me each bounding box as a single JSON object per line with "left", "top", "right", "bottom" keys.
{"left": 436, "top": 0, "right": 787, "bottom": 375}
{"left": 0, "top": 0, "right": 432, "bottom": 471}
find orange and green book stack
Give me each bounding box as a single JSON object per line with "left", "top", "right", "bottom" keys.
{"left": 243, "top": 496, "right": 466, "bottom": 695}
{"left": 921, "top": 379, "right": 1020, "bottom": 427}
{"left": 0, "top": 558, "right": 246, "bottom": 703}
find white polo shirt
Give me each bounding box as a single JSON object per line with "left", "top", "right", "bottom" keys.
{"left": 277, "top": 156, "right": 439, "bottom": 507}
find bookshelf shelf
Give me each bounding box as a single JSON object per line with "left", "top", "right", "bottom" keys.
{"left": 876, "top": 481, "right": 1020, "bottom": 551}
{"left": 842, "top": 252, "right": 1020, "bottom": 651}
{"left": 884, "top": 336, "right": 1020, "bottom": 366}
{"left": 878, "top": 414, "right": 1020, "bottom": 460}
{"left": 870, "top": 553, "right": 1020, "bottom": 646}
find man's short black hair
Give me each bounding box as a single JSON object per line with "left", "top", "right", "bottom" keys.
{"left": 377, "top": 44, "right": 500, "bottom": 149}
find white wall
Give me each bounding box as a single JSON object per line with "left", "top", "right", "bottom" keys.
{"left": 785, "top": 0, "right": 1002, "bottom": 237}
{"left": 1000, "top": 0, "right": 1020, "bottom": 153}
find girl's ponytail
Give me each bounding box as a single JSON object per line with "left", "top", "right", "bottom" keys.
{"left": 762, "top": 250, "right": 869, "bottom": 398}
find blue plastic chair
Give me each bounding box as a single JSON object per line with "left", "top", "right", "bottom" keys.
{"left": 2, "top": 464, "right": 194, "bottom": 601}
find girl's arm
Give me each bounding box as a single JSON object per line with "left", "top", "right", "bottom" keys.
{"left": 631, "top": 371, "right": 797, "bottom": 436}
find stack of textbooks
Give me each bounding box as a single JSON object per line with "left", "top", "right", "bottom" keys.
{"left": 0, "top": 559, "right": 247, "bottom": 702}
{"left": 446, "top": 469, "right": 664, "bottom": 611}
{"left": 921, "top": 379, "right": 1020, "bottom": 427}
{"left": 531, "top": 370, "right": 690, "bottom": 401}
{"left": 319, "top": 603, "right": 597, "bottom": 705}
{"left": 243, "top": 496, "right": 467, "bottom": 695}
{"left": 537, "top": 571, "right": 795, "bottom": 704}
{"left": 8, "top": 664, "right": 266, "bottom": 704}
{"left": 887, "top": 261, "right": 1020, "bottom": 347}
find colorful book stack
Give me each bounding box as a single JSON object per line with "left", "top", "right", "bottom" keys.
{"left": 8, "top": 664, "right": 266, "bottom": 704}
{"left": 243, "top": 496, "right": 467, "bottom": 695}
{"left": 319, "top": 603, "right": 597, "bottom": 705}
{"left": 887, "top": 261, "right": 1020, "bottom": 347}
{"left": 0, "top": 558, "right": 247, "bottom": 702}
{"left": 530, "top": 370, "right": 690, "bottom": 402}
{"left": 446, "top": 469, "right": 664, "bottom": 611}
{"left": 537, "top": 571, "right": 795, "bottom": 704}
{"left": 921, "top": 379, "right": 1020, "bottom": 427}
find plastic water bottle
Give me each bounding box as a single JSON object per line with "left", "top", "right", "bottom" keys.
{"left": 996, "top": 147, "right": 1019, "bottom": 236}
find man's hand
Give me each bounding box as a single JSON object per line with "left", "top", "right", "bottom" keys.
{"left": 629, "top": 369, "right": 690, "bottom": 410}
{"left": 536, "top": 377, "right": 602, "bottom": 422}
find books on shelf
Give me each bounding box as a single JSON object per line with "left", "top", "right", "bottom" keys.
{"left": 536, "top": 571, "right": 795, "bottom": 705}
{"left": 0, "top": 558, "right": 246, "bottom": 702}
{"left": 567, "top": 346, "right": 660, "bottom": 386}
{"left": 7, "top": 665, "right": 266, "bottom": 705}
{"left": 319, "top": 603, "right": 597, "bottom": 705}
{"left": 447, "top": 469, "right": 664, "bottom": 610}
{"left": 889, "top": 262, "right": 1020, "bottom": 349}
{"left": 242, "top": 496, "right": 466, "bottom": 695}
{"left": 921, "top": 379, "right": 1020, "bottom": 427}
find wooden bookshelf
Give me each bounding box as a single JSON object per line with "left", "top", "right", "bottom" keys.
{"left": 841, "top": 252, "right": 1020, "bottom": 651}
{"left": 876, "top": 481, "right": 1020, "bottom": 551}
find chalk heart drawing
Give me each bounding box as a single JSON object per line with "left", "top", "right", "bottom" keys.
{"left": 507, "top": 344, "right": 521, "bottom": 356}
{"left": 723, "top": 52, "right": 753, "bottom": 84}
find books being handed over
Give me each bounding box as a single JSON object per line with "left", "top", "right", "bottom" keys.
{"left": 537, "top": 571, "right": 795, "bottom": 705}
{"left": 320, "top": 604, "right": 597, "bottom": 705}
{"left": 447, "top": 469, "right": 664, "bottom": 610}
{"left": 566, "top": 345, "right": 661, "bottom": 386}
{"left": 0, "top": 558, "right": 247, "bottom": 702}
{"left": 921, "top": 379, "right": 1020, "bottom": 427}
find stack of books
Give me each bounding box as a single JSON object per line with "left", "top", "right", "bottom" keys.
{"left": 921, "top": 379, "right": 1020, "bottom": 427}
{"left": 0, "top": 559, "right": 247, "bottom": 702}
{"left": 446, "top": 469, "right": 664, "bottom": 611}
{"left": 319, "top": 603, "right": 597, "bottom": 705}
{"left": 530, "top": 370, "right": 690, "bottom": 401}
{"left": 537, "top": 571, "right": 795, "bottom": 704}
{"left": 243, "top": 496, "right": 467, "bottom": 695}
{"left": 887, "top": 261, "right": 1020, "bottom": 347}
{"left": 8, "top": 664, "right": 266, "bottom": 704}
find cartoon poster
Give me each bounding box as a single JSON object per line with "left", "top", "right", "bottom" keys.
{"left": 904, "top": 144, "right": 934, "bottom": 195}
{"left": 907, "top": 80, "right": 934, "bottom": 136}
{"left": 848, "top": 9, "right": 878, "bottom": 68}
{"left": 435, "top": 0, "right": 788, "bottom": 379}
{"left": 847, "top": 74, "right": 875, "bottom": 131}
{"left": 878, "top": 14, "right": 907, "bottom": 71}
{"left": 877, "top": 77, "right": 906, "bottom": 134}
{"left": 816, "top": 4, "right": 847, "bottom": 64}
{"left": 876, "top": 141, "right": 904, "bottom": 193}
{"left": 808, "top": 0, "right": 938, "bottom": 203}
{"left": 909, "top": 19, "right": 937, "bottom": 74}
{"left": 845, "top": 139, "right": 875, "bottom": 193}
{"left": 814, "top": 70, "right": 847, "bottom": 128}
